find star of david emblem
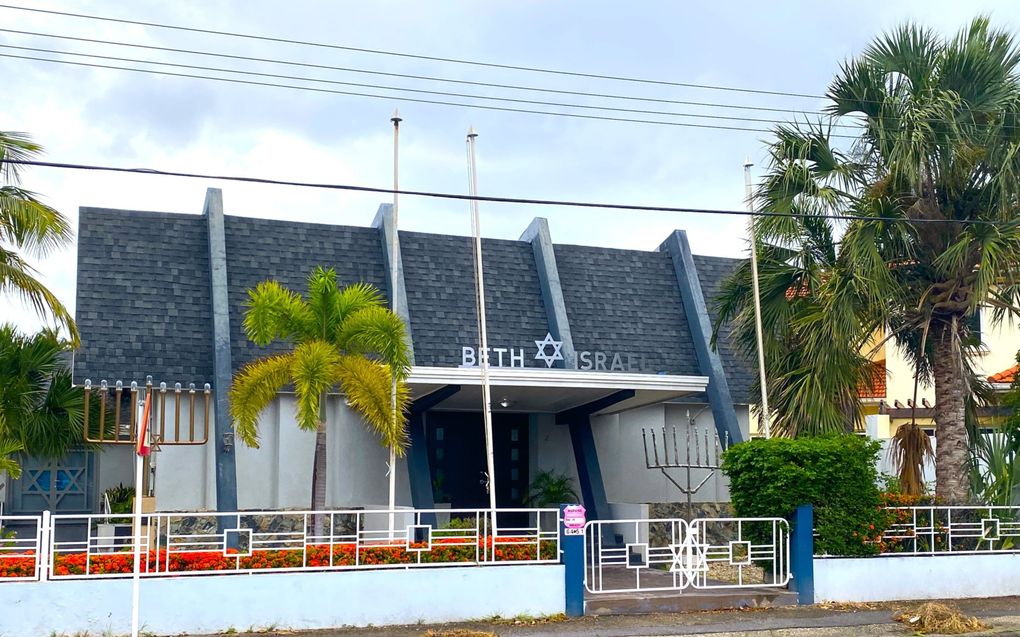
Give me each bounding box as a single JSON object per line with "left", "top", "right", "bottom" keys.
{"left": 534, "top": 332, "right": 564, "bottom": 368}
{"left": 668, "top": 527, "right": 708, "bottom": 587}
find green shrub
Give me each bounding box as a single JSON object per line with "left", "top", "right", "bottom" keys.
{"left": 721, "top": 435, "right": 883, "bottom": 556}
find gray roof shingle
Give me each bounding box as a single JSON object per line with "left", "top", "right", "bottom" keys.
{"left": 74, "top": 208, "right": 213, "bottom": 385}
{"left": 73, "top": 207, "right": 752, "bottom": 404}
{"left": 692, "top": 255, "right": 754, "bottom": 404}
{"left": 222, "top": 216, "right": 388, "bottom": 371}
{"left": 554, "top": 244, "right": 700, "bottom": 376}
{"left": 400, "top": 231, "right": 548, "bottom": 368}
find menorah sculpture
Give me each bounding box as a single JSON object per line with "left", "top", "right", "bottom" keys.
{"left": 642, "top": 414, "right": 729, "bottom": 519}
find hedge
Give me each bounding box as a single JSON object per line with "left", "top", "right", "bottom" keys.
{"left": 721, "top": 434, "right": 884, "bottom": 556}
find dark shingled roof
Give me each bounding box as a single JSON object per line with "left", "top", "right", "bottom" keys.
{"left": 73, "top": 207, "right": 753, "bottom": 404}
{"left": 554, "top": 244, "right": 700, "bottom": 376}
{"left": 222, "top": 216, "right": 388, "bottom": 371}
{"left": 692, "top": 255, "right": 754, "bottom": 404}
{"left": 74, "top": 208, "right": 213, "bottom": 385}
{"left": 400, "top": 232, "right": 548, "bottom": 368}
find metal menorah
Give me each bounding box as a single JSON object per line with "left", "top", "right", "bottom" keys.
{"left": 642, "top": 413, "right": 729, "bottom": 518}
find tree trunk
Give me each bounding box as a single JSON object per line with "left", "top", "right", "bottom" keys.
{"left": 932, "top": 322, "right": 970, "bottom": 503}
{"left": 311, "top": 420, "right": 328, "bottom": 538}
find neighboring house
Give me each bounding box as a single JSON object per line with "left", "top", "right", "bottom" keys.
{"left": 989, "top": 365, "right": 1017, "bottom": 393}
{"left": 861, "top": 313, "right": 1020, "bottom": 439}
{"left": 17, "top": 189, "right": 755, "bottom": 520}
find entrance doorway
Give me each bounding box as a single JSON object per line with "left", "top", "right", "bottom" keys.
{"left": 425, "top": 412, "right": 530, "bottom": 528}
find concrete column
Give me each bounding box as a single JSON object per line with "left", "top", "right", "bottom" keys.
{"left": 204, "top": 188, "right": 238, "bottom": 512}
{"left": 372, "top": 203, "right": 415, "bottom": 364}
{"left": 660, "top": 230, "right": 744, "bottom": 445}
{"left": 520, "top": 217, "right": 576, "bottom": 369}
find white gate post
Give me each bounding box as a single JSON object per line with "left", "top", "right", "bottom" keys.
{"left": 39, "top": 510, "right": 51, "bottom": 582}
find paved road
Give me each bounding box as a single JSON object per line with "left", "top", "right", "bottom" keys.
{"left": 258, "top": 597, "right": 1020, "bottom": 637}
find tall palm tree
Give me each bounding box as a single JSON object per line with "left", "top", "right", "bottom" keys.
{"left": 229, "top": 267, "right": 412, "bottom": 522}
{"left": 717, "top": 18, "right": 1020, "bottom": 503}
{"left": 0, "top": 325, "right": 86, "bottom": 478}
{"left": 0, "top": 132, "right": 77, "bottom": 341}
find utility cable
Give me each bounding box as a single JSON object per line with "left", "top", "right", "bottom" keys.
{"left": 6, "top": 52, "right": 850, "bottom": 135}
{"left": 0, "top": 43, "right": 867, "bottom": 130}
{"left": 0, "top": 3, "right": 826, "bottom": 100}
{"left": 5, "top": 158, "right": 1007, "bottom": 226}
{"left": 0, "top": 27, "right": 832, "bottom": 117}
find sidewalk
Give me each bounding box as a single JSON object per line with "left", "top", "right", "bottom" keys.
{"left": 246, "top": 597, "right": 1020, "bottom": 637}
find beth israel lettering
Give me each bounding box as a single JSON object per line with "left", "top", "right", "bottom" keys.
{"left": 460, "top": 332, "right": 642, "bottom": 371}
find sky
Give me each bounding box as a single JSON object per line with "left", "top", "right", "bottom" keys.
{"left": 4, "top": 0, "right": 1020, "bottom": 333}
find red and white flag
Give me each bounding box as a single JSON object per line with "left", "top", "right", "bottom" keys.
{"left": 136, "top": 392, "right": 152, "bottom": 457}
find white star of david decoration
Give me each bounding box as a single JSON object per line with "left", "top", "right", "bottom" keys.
{"left": 668, "top": 527, "right": 709, "bottom": 587}
{"left": 534, "top": 332, "right": 564, "bottom": 368}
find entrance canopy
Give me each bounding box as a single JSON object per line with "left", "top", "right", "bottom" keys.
{"left": 408, "top": 366, "right": 709, "bottom": 414}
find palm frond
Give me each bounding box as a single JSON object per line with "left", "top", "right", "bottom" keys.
{"left": 338, "top": 305, "right": 412, "bottom": 378}
{"left": 243, "top": 280, "right": 314, "bottom": 346}
{"left": 0, "top": 248, "right": 78, "bottom": 343}
{"left": 0, "top": 437, "right": 24, "bottom": 479}
{"left": 337, "top": 355, "right": 410, "bottom": 453}
{"left": 332, "top": 281, "right": 385, "bottom": 327}
{"left": 290, "top": 340, "right": 343, "bottom": 432}
{"left": 0, "top": 131, "right": 43, "bottom": 183}
{"left": 0, "top": 186, "right": 73, "bottom": 256}
{"left": 229, "top": 353, "right": 294, "bottom": 448}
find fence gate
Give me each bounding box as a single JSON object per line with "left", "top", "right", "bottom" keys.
{"left": 584, "top": 517, "right": 790, "bottom": 594}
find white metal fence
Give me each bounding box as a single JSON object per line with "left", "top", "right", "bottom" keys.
{"left": 583, "top": 516, "right": 790, "bottom": 594}
{"left": 880, "top": 505, "right": 1020, "bottom": 555}
{"left": 0, "top": 514, "right": 42, "bottom": 581}
{"left": 0, "top": 508, "right": 558, "bottom": 582}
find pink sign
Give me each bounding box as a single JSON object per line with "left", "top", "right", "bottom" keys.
{"left": 563, "top": 505, "right": 586, "bottom": 529}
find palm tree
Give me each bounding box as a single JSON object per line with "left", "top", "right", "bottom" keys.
{"left": 0, "top": 325, "right": 86, "bottom": 478}
{"left": 229, "top": 267, "right": 412, "bottom": 523}
{"left": 717, "top": 18, "right": 1020, "bottom": 503}
{"left": 0, "top": 132, "right": 77, "bottom": 341}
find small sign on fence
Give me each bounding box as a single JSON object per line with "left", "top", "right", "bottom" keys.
{"left": 563, "top": 504, "right": 586, "bottom": 536}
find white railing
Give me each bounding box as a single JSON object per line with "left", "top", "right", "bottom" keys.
{"left": 584, "top": 516, "right": 790, "bottom": 594}
{"left": 0, "top": 514, "right": 43, "bottom": 581}
{"left": 42, "top": 508, "right": 559, "bottom": 580}
{"left": 880, "top": 505, "right": 1020, "bottom": 556}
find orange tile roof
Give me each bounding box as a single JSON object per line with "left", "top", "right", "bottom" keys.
{"left": 858, "top": 361, "right": 887, "bottom": 399}
{"left": 989, "top": 365, "right": 1018, "bottom": 384}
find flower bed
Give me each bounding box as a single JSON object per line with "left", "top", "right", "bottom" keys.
{"left": 0, "top": 553, "right": 37, "bottom": 578}
{"left": 0, "top": 537, "right": 557, "bottom": 578}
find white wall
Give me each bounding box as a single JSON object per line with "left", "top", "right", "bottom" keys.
{"left": 96, "top": 446, "right": 134, "bottom": 496}
{"left": 0, "top": 565, "right": 565, "bottom": 637}
{"left": 815, "top": 554, "right": 1020, "bottom": 602}
{"left": 529, "top": 402, "right": 742, "bottom": 506}
{"left": 153, "top": 393, "right": 744, "bottom": 512}
{"left": 592, "top": 403, "right": 734, "bottom": 504}
{"left": 155, "top": 394, "right": 411, "bottom": 511}
{"left": 530, "top": 412, "right": 582, "bottom": 497}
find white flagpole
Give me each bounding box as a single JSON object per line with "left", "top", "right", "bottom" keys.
{"left": 744, "top": 159, "right": 771, "bottom": 438}
{"left": 466, "top": 128, "right": 498, "bottom": 540}
{"left": 388, "top": 110, "right": 401, "bottom": 539}
{"left": 130, "top": 385, "right": 146, "bottom": 637}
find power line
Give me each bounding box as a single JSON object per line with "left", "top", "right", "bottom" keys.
{"left": 5, "top": 158, "right": 1007, "bottom": 226}
{"left": 0, "top": 43, "right": 867, "bottom": 130}
{"left": 0, "top": 27, "right": 832, "bottom": 118}
{"left": 6, "top": 52, "right": 845, "bottom": 135}
{"left": 0, "top": 3, "right": 826, "bottom": 101}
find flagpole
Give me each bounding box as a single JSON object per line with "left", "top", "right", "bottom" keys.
{"left": 744, "top": 159, "right": 771, "bottom": 438}
{"left": 388, "top": 110, "right": 401, "bottom": 539}
{"left": 466, "top": 127, "right": 498, "bottom": 540}
{"left": 130, "top": 384, "right": 151, "bottom": 637}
